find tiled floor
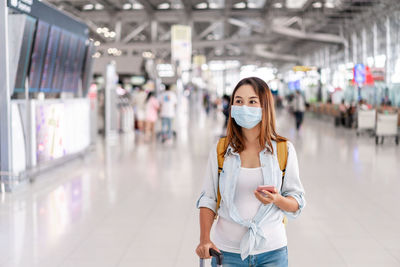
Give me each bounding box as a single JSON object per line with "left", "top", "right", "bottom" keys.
{"left": 1, "top": 103, "right": 400, "bottom": 267}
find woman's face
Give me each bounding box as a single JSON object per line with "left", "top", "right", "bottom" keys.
{"left": 233, "top": 85, "right": 261, "bottom": 108}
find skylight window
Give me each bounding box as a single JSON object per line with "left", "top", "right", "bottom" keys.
{"left": 286, "top": 0, "right": 307, "bottom": 9}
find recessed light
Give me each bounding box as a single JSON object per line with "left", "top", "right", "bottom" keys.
{"left": 195, "top": 2, "right": 207, "bottom": 9}
{"left": 273, "top": 3, "right": 283, "bottom": 8}
{"left": 233, "top": 2, "right": 246, "bottom": 9}
{"left": 157, "top": 3, "right": 170, "bottom": 9}
{"left": 312, "top": 2, "right": 323, "bottom": 8}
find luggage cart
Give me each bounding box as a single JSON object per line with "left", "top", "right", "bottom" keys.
{"left": 356, "top": 110, "right": 376, "bottom": 136}
{"left": 375, "top": 113, "right": 399, "bottom": 145}
{"left": 200, "top": 248, "right": 223, "bottom": 267}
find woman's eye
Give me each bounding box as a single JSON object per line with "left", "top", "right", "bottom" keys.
{"left": 235, "top": 100, "right": 242, "bottom": 104}
{"left": 250, "top": 100, "right": 258, "bottom": 104}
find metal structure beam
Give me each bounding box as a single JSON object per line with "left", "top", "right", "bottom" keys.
{"left": 271, "top": 25, "right": 346, "bottom": 44}
{"left": 0, "top": 0, "right": 12, "bottom": 191}
{"left": 196, "top": 20, "right": 223, "bottom": 40}
{"left": 122, "top": 22, "right": 149, "bottom": 43}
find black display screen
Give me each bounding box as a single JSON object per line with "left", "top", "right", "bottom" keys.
{"left": 51, "top": 30, "right": 70, "bottom": 92}
{"left": 70, "top": 38, "right": 86, "bottom": 92}
{"left": 14, "top": 16, "right": 36, "bottom": 93}
{"left": 40, "top": 25, "right": 61, "bottom": 92}
{"left": 62, "top": 34, "right": 78, "bottom": 92}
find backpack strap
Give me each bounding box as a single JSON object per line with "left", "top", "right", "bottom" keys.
{"left": 277, "top": 140, "right": 288, "bottom": 225}
{"left": 277, "top": 141, "right": 288, "bottom": 179}
{"left": 215, "top": 137, "right": 227, "bottom": 218}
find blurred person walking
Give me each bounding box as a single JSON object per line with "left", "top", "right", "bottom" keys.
{"left": 196, "top": 77, "right": 306, "bottom": 267}
{"left": 159, "top": 85, "right": 177, "bottom": 142}
{"left": 145, "top": 91, "right": 160, "bottom": 139}
{"left": 132, "top": 87, "right": 148, "bottom": 133}
{"left": 293, "top": 90, "right": 306, "bottom": 130}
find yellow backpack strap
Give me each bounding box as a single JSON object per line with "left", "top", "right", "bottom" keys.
{"left": 277, "top": 141, "right": 288, "bottom": 177}
{"left": 277, "top": 141, "right": 288, "bottom": 225}
{"left": 216, "top": 137, "right": 227, "bottom": 218}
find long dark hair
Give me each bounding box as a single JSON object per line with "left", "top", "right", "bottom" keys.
{"left": 224, "top": 77, "right": 287, "bottom": 155}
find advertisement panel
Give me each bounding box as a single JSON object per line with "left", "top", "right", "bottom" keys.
{"left": 171, "top": 25, "right": 191, "bottom": 73}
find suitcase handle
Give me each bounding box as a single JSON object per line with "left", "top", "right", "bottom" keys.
{"left": 199, "top": 248, "right": 223, "bottom": 266}
{"left": 209, "top": 248, "right": 223, "bottom": 265}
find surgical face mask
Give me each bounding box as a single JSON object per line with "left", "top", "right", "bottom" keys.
{"left": 231, "top": 105, "right": 262, "bottom": 129}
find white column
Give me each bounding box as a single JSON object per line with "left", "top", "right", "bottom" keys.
{"left": 0, "top": 0, "right": 12, "bottom": 191}
{"left": 362, "top": 28, "right": 367, "bottom": 64}
{"left": 352, "top": 32, "right": 358, "bottom": 64}
{"left": 386, "top": 16, "right": 391, "bottom": 84}
{"left": 373, "top": 22, "right": 378, "bottom": 65}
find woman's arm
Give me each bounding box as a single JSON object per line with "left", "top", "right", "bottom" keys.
{"left": 254, "top": 190, "right": 299, "bottom": 212}
{"left": 196, "top": 208, "right": 220, "bottom": 259}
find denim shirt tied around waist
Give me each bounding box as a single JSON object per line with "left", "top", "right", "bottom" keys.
{"left": 196, "top": 141, "right": 306, "bottom": 260}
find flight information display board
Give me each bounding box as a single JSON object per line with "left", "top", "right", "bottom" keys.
{"left": 40, "top": 25, "right": 61, "bottom": 92}
{"left": 62, "top": 34, "right": 78, "bottom": 92}
{"left": 69, "top": 38, "right": 86, "bottom": 92}
{"left": 28, "top": 20, "right": 50, "bottom": 92}
{"left": 14, "top": 16, "right": 37, "bottom": 93}
{"left": 51, "top": 30, "right": 70, "bottom": 92}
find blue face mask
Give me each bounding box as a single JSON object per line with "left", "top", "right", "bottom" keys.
{"left": 231, "top": 105, "right": 262, "bottom": 129}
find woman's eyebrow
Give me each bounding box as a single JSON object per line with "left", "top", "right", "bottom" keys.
{"left": 249, "top": 96, "right": 259, "bottom": 99}
{"left": 234, "top": 96, "right": 243, "bottom": 98}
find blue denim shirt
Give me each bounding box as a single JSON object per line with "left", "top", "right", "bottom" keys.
{"left": 196, "top": 141, "right": 306, "bottom": 260}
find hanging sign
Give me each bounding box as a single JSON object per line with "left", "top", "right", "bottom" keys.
{"left": 171, "top": 25, "right": 192, "bottom": 73}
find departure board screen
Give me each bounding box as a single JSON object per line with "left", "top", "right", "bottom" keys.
{"left": 28, "top": 20, "right": 50, "bottom": 92}
{"left": 70, "top": 38, "right": 86, "bottom": 92}
{"left": 14, "top": 16, "right": 37, "bottom": 93}
{"left": 62, "top": 34, "right": 78, "bottom": 92}
{"left": 81, "top": 42, "right": 95, "bottom": 97}
{"left": 52, "top": 30, "right": 70, "bottom": 92}
{"left": 40, "top": 25, "right": 61, "bottom": 92}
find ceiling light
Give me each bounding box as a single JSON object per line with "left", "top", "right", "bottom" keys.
{"left": 82, "top": 4, "right": 94, "bottom": 10}
{"left": 157, "top": 2, "right": 170, "bottom": 9}
{"left": 96, "top": 28, "right": 102, "bottom": 34}
{"left": 95, "top": 3, "right": 104, "bottom": 10}
{"left": 325, "top": 2, "right": 335, "bottom": 8}
{"left": 109, "top": 31, "right": 116, "bottom": 38}
{"left": 233, "top": 2, "right": 246, "bottom": 9}
{"left": 132, "top": 3, "right": 143, "bottom": 9}
{"left": 195, "top": 2, "right": 207, "bottom": 9}
{"left": 122, "top": 3, "right": 132, "bottom": 9}
{"left": 209, "top": 3, "right": 219, "bottom": 9}
{"left": 92, "top": 52, "right": 101, "bottom": 58}
{"left": 273, "top": 3, "right": 283, "bottom": 8}
{"left": 247, "top": 3, "right": 257, "bottom": 9}
{"left": 94, "top": 41, "right": 101, "bottom": 46}
{"left": 312, "top": 2, "right": 323, "bottom": 8}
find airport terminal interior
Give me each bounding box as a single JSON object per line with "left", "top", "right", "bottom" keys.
{"left": 1, "top": 0, "right": 400, "bottom": 266}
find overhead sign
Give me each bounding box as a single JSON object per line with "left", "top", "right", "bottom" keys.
{"left": 293, "top": 66, "right": 316, "bottom": 72}
{"left": 7, "top": 0, "right": 88, "bottom": 37}
{"left": 171, "top": 25, "right": 192, "bottom": 72}
{"left": 354, "top": 64, "right": 366, "bottom": 85}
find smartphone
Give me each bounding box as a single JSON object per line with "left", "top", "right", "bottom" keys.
{"left": 256, "top": 185, "right": 276, "bottom": 193}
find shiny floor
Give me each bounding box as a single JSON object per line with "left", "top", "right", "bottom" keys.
{"left": 1, "top": 103, "right": 400, "bottom": 267}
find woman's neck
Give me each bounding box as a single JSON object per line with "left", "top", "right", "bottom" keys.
{"left": 242, "top": 125, "right": 261, "bottom": 149}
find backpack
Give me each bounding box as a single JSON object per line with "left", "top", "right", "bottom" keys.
{"left": 215, "top": 137, "right": 288, "bottom": 225}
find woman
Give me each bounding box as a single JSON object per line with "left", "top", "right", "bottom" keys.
{"left": 196, "top": 77, "right": 306, "bottom": 266}
{"left": 145, "top": 91, "right": 160, "bottom": 138}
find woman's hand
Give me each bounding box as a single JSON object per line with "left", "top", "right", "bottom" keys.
{"left": 196, "top": 240, "right": 220, "bottom": 259}
{"left": 254, "top": 187, "right": 282, "bottom": 205}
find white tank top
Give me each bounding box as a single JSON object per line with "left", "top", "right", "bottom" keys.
{"left": 212, "top": 167, "right": 287, "bottom": 255}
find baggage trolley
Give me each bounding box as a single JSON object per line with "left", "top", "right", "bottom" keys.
{"left": 356, "top": 109, "right": 376, "bottom": 136}
{"left": 375, "top": 113, "right": 399, "bottom": 145}
{"left": 200, "top": 248, "right": 223, "bottom": 267}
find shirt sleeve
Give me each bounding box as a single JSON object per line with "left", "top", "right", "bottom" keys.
{"left": 196, "top": 144, "right": 219, "bottom": 213}
{"left": 281, "top": 141, "right": 306, "bottom": 218}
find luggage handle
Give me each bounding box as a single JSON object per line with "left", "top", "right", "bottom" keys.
{"left": 199, "top": 248, "right": 223, "bottom": 267}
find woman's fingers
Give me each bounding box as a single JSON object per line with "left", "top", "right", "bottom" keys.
{"left": 254, "top": 191, "right": 272, "bottom": 204}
